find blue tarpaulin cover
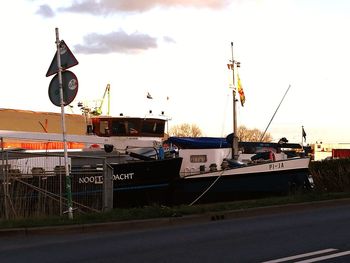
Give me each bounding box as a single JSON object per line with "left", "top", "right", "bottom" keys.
{"left": 166, "top": 135, "right": 303, "bottom": 150}
{"left": 166, "top": 137, "right": 230, "bottom": 149}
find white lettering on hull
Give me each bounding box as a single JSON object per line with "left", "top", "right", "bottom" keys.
{"left": 113, "top": 173, "right": 134, "bottom": 181}
{"left": 78, "top": 173, "right": 134, "bottom": 184}
{"left": 269, "top": 162, "right": 285, "bottom": 170}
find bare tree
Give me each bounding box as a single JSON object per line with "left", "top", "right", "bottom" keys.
{"left": 168, "top": 123, "right": 270, "bottom": 141}
{"left": 237, "top": 125, "right": 272, "bottom": 142}
{"left": 169, "top": 123, "right": 202, "bottom": 137}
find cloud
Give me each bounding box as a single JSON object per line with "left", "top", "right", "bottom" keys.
{"left": 163, "top": 36, "right": 176, "bottom": 44}
{"left": 59, "top": 0, "right": 229, "bottom": 15}
{"left": 35, "top": 4, "right": 55, "bottom": 18}
{"left": 74, "top": 30, "right": 158, "bottom": 54}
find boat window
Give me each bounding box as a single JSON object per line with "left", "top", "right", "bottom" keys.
{"left": 141, "top": 121, "right": 165, "bottom": 135}
{"left": 190, "top": 155, "right": 207, "bottom": 163}
{"left": 127, "top": 121, "right": 139, "bottom": 135}
{"left": 99, "top": 121, "right": 109, "bottom": 135}
{"left": 111, "top": 121, "right": 127, "bottom": 136}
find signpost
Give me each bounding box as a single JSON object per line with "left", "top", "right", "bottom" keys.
{"left": 46, "top": 28, "right": 79, "bottom": 219}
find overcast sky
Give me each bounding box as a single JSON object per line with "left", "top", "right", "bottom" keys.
{"left": 1, "top": 0, "right": 350, "bottom": 143}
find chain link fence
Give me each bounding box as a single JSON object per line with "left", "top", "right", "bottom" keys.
{"left": 0, "top": 150, "right": 113, "bottom": 220}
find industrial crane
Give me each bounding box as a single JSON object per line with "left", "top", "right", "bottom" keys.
{"left": 91, "top": 84, "right": 110, "bottom": 116}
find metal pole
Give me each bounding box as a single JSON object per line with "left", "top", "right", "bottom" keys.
{"left": 59, "top": 157, "right": 62, "bottom": 216}
{"left": 230, "top": 42, "right": 239, "bottom": 160}
{"left": 55, "top": 28, "right": 73, "bottom": 219}
{"left": 301, "top": 125, "right": 304, "bottom": 150}
{"left": 1, "top": 137, "right": 8, "bottom": 220}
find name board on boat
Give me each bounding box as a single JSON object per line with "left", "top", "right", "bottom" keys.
{"left": 78, "top": 173, "right": 134, "bottom": 184}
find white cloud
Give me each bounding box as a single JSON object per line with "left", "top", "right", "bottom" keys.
{"left": 35, "top": 4, "right": 55, "bottom": 18}
{"left": 74, "top": 30, "right": 158, "bottom": 54}
{"left": 58, "top": 0, "right": 231, "bottom": 14}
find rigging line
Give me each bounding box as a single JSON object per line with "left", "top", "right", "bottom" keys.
{"left": 260, "top": 84, "right": 291, "bottom": 142}
{"left": 188, "top": 150, "right": 231, "bottom": 206}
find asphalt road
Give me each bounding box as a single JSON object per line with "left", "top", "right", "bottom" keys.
{"left": 1, "top": 201, "right": 350, "bottom": 262}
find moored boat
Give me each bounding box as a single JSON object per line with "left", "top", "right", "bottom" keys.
{"left": 0, "top": 111, "right": 183, "bottom": 208}
{"left": 167, "top": 136, "right": 311, "bottom": 205}
{"left": 165, "top": 43, "right": 311, "bottom": 206}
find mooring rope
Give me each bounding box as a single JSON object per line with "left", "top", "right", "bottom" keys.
{"left": 188, "top": 170, "right": 225, "bottom": 206}
{"left": 188, "top": 151, "right": 232, "bottom": 206}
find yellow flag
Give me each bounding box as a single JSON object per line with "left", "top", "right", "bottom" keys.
{"left": 237, "top": 74, "right": 245, "bottom": 107}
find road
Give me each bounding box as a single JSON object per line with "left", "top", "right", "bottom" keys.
{"left": 1, "top": 201, "right": 350, "bottom": 262}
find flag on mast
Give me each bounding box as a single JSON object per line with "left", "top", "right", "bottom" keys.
{"left": 302, "top": 126, "right": 307, "bottom": 142}
{"left": 147, "top": 92, "right": 153, "bottom": 99}
{"left": 237, "top": 73, "right": 246, "bottom": 107}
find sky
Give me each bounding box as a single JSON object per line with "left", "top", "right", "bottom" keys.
{"left": 1, "top": 0, "right": 350, "bottom": 144}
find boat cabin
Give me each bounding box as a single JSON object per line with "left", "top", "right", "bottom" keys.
{"left": 166, "top": 137, "right": 306, "bottom": 176}
{"left": 91, "top": 117, "right": 166, "bottom": 138}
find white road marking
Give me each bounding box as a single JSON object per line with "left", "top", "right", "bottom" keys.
{"left": 261, "top": 248, "right": 338, "bottom": 263}
{"left": 295, "top": 250, "right": 350, "bottom": 263}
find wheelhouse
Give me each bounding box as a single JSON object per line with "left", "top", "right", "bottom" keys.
{"left": 91, "top": 117, "right": 166, "bottom": 138}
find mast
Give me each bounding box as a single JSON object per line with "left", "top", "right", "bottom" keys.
{"left": 230, "top": 42, "right": 239, "bottom": 160}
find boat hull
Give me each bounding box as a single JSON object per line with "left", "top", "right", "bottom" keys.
{"left": 73, "top": 157, "right": 183, "bottom": 208}
{"left": 170, "top": 158, "right": 311, "bottom": 205}
{"left": 111, "top": 157, "right": 183, "bottom": 207}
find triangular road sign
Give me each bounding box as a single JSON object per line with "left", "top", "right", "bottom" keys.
{"left": 46, "top": 40, "right": 79, "bottom": 77}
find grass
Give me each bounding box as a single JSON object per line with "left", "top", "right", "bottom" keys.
{"left": 1, "top": 191, "right": 350, "bottom": 229}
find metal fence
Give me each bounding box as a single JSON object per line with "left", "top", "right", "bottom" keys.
{"left": 0, "top": 150, "right": 113, "bottom": 220}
